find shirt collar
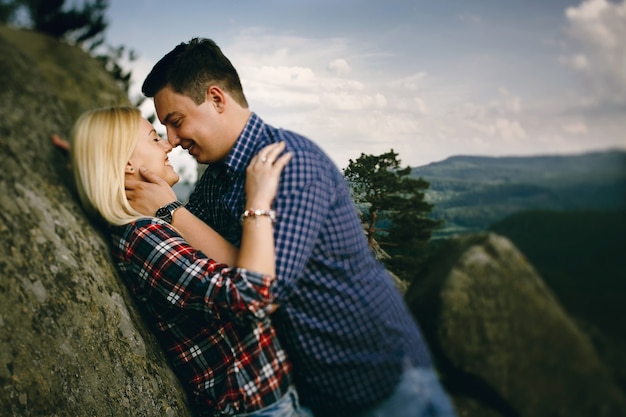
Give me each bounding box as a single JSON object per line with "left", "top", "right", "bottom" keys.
{"left": 219, "top": 112, "right": 264, "bottom": 178}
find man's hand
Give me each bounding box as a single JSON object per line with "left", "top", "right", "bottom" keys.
{"left": 125, "top": 167, "right": 178, "bottom": 216}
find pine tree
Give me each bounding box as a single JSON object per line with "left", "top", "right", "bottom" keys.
{"left": 343, "top": 149, "right": 442, "bottom": 281}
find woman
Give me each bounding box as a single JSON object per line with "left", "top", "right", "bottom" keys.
{"left": 70, "top": 106, "right": 306, "bottom": 417}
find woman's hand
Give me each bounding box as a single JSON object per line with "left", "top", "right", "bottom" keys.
{"left": 245, "top": 142, "right": 292, "bottom": 209}
{"left": 51, "top": 134, "right": 70, "bottom": 152}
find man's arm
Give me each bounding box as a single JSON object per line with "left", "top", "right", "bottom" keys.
{"left": 125, "top": 167, "right": 239, "bottom": 265}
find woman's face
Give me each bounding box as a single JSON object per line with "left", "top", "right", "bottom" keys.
{"left": 127, "top": 118, "right": 180, "bottom": 186}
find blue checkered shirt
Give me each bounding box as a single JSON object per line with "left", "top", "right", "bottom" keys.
{"left": 186, "top": 113, "right": 433, "bottom": 415}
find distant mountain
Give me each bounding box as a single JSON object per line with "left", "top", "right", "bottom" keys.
{"left": 410, "top": 150, "right": 626, "bottom": 237}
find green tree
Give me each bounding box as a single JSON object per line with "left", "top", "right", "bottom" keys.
{"left": 343, "top": 149, "right": 441, "bottom": 280}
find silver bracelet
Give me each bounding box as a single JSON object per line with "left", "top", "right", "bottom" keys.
{"left": 239, "top": 208, "right": 276, "bottom": 225}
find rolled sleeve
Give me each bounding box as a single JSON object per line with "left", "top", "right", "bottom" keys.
{"left": 115, "top": 219, "right": 273, "bottom": 321}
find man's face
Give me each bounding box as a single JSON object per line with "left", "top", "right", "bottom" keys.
{"left": 154, "top": 86, "right": 231, "bottom": 164}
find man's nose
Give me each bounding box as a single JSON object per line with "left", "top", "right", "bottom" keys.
{"left": 166, "top": 126, "right": 180, "bottom": 147}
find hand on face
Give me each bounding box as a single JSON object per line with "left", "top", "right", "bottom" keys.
{"left": 245, "top": 142, "right": 292, "bottom": 209}
{"left": 125, "top": 168, "right": 178, "bottom": 216}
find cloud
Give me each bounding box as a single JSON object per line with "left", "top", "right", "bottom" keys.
{"left": 558, "top": 53, "right": 590, "bottom": 70}
{"left": 390, "top": 72, "right": 429, "bottom": 91}
{"left": 562, "top": 0, "right": 626, "bottom": 104}
{"left": 497, "top": 88, "right": 522, "bottom": 114}
{"left": 327, "top": 59, "right": 351, "bottom": 75}
{"left": 562, "top": 121, "right": 589, "bottom": 134}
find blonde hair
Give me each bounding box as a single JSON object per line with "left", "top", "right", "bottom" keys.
{"left": 71, "top": 106, "right": 144, "bottom": 226}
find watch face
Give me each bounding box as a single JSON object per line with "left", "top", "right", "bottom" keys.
{"left": 156, "top": 207, "right": 171, "bottom": 222}
{"left": 156, "top": 201, "right": 182, "bottom": 223}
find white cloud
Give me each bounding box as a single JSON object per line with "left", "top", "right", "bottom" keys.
{"left": 559, "top": 53, "right": 590, "bottom": 70}
{"left": 390, "top": 72, "right": 429, "bottom": 91}
{"left": 327, "top": 59, "right": 351, "bottom": 75}
{"left": 497, "top": 88, "right": 522, "bottom": 114}
{"left": 414, "top": 97, "right": 429, "bottom": 115}
{"left": 563, "top": 121, "right": 589, "bottom": 134}
{"left": 563, "top": 0, "right": 626, "bottom": 103}
{"left": 495, "top": 118, "right": 527, "bottom": 141}
{"left": 320, "top": 91, "right": 386, "bottom": 111}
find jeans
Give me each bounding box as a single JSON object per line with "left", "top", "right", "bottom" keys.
{"left": 357, "top": 366, "right": 457, "bottom": 417}
{"left": 239, "top": 386, "right": 313, "bottom": 417}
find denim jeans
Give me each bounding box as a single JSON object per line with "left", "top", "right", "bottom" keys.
{"left": 357, "top": 366, "right": 457, "bottom": 417}
{"left": 239, "top": 386, "right": 313, "bottom": 417}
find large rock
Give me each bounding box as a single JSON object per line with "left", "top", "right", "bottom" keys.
{"left": 0, "top": 26, "right": 192, "bottom": 416}
{"left": 406, "top": 232, "right": 626, "bottom": 417}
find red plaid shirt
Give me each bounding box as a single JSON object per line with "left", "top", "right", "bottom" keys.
{"left": 110, "top": 218, "right": 292, "bottom": 416}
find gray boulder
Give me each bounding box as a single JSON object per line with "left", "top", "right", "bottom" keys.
{"left": 0, "top": 26, "right": 192, "bottom": 416}
{"left": 406, "top": 232, "right": 626, "bottom": 417}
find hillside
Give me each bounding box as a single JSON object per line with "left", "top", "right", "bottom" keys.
{"left": 411, "top": 150, "right": 626, "bottom": 237}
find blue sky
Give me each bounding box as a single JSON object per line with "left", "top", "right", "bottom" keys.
{"left": 106, "top": 0, "right": 626, "bottom": 178}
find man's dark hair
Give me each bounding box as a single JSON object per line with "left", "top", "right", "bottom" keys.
{"left": 142, "top": 37, "right": 248, "bottom": 107}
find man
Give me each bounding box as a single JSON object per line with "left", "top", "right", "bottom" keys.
{"left": 127, "top": 37, "right": 456, "bottom": 417}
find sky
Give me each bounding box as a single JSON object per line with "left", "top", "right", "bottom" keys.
{"left": 106, "top": 0, "right": 626, "bottom": 180}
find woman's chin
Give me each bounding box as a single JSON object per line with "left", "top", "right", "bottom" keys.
{"left": 168, "top": 174, "right": 180, "bottom": 187}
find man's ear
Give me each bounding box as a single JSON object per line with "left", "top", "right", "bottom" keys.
{"left": 207, "top": 85, "right": 226, "bottom": 112}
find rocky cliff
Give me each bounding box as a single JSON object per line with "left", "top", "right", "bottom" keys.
{"left": 1, "top": 26, "right": 624, "bottom": 417}
{"left": 0, "top": 26, "right": 192, "bottom": 416}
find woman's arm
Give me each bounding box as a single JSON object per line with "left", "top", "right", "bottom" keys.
{"left": 169, "top": 207, "right": 239, "bottom": 265}
{"left": 115, "top": 219, "right": 273, "bottom": 321}
{"left": 237, "top": 142, "right": 292, "bottom": 276}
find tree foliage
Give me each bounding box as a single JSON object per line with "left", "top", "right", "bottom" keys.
{"left": 343, "top": 149, "right": 442, "bottom": 280}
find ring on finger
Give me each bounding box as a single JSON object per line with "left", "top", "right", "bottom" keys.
{"left": 261, "top": 156, "right": 268, "bottom": 163}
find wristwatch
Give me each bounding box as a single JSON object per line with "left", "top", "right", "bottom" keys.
{"left": 155, "top": 200, "right": 183, "bottom": 224}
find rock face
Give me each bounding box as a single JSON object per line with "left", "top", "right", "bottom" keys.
{"left": 406, "top": 232, "right": 626, "bottom": 417}
{"left": 0, "top": 27, "right": 192, "bottom": 416}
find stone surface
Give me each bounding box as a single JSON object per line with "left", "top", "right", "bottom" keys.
{"left": 0, "top": 26, "right": 192, "bottom": 416}
{"left": 406, "top": 232, "right": 626, "bottom": 417}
